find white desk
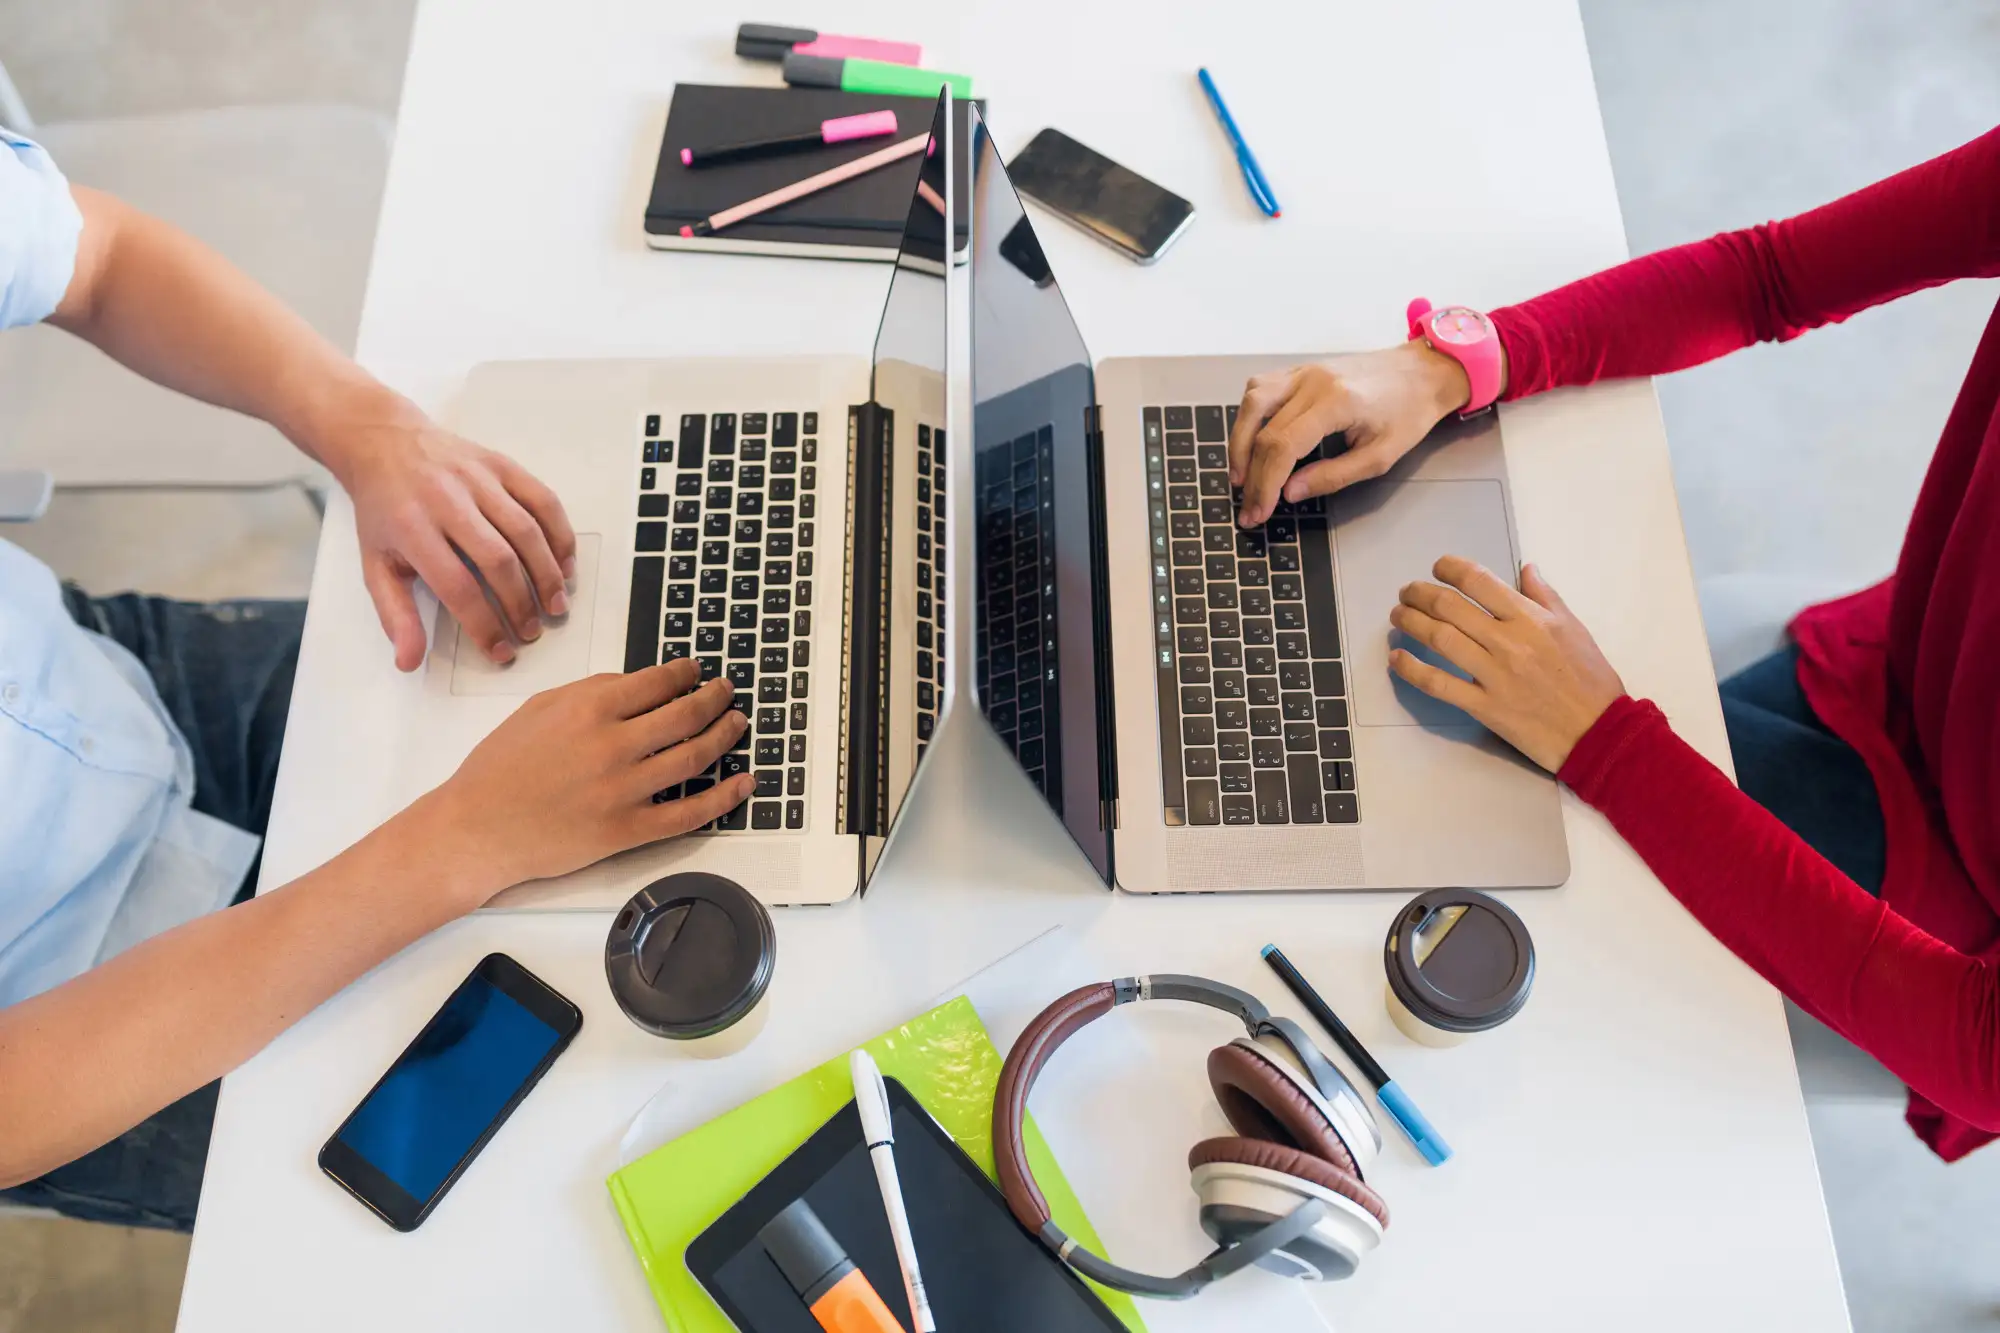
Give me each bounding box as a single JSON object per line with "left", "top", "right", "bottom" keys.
{"left": 177, "top": 2, "right": 1851, "bottom": 1329}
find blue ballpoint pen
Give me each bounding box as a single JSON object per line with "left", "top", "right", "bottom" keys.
{"left": 1197, "top": 67, "right": 1281, "bottom": 217}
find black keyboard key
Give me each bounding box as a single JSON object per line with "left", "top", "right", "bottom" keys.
{"left": 717, "top": 802, "right": 749, "bottom": 831}
{"left": 758, "top": 677, "right": 787, "bottom": 704}
{"left": 1198, "top": 444, "right": 1228, "bottom": 470}
{"left": 710, "top": 413, "right": 736, "bottom": 455}
{"left": 797, "top": 580, "right": 812, "bottom": 607}
{"left": 1254, "top": 768, "right": 1290, "bottom": 824}
{"left": 1212, "top": 640, "right": 1243, "bottom": 670}
{"left": 1194, "top": 405, "right": 1226, "bottom": 441}
{"left": 636, "top": 522, "right": 668, "bottom": 552}
{"left": 1216, "top": 700, "right": 1249, "bottom": 730}
{"left": 1277, "top": 632, "right": 1309, "bottom": 662}
{"left": 764, "top": 588, "right": 792, "bottom": 615}
{"left": 1284, "top": 721, "right": 1317, "bottom": 752}
{"left": 741, "top": 412, "right": 768, "bottom": 436}
{"left": 789, "top": 734, "right": 807, "bottom": 763}
{"left": 1238, "top": 561, "right": 1270, "bottom": 588}
{"left": 1172, "top": 539, "right": 1202, "bottom": 567}
{"left": 720, "top": 753, "right": 750, "bottom": 781}
{"left": 1203, "top": 527, "right": 1234, "bottom": 554}
{"left": 698, "top": 655, "right": 722, "bottom": 679}
{"left": 1270, "top": 544, "right": 1300, "bottom": 572}
{"left": 672, "top": 528, "right": 700, "bottom": 553}
{"left": 1185, "top": 747, "right": 1218, "bottom": 777}
{"left": 728, "top": 632, "right": 758, "bottom": 659}
{"left": 1287, "top": 755, "right": 1325, "bottom": 823}
{"left": 727, "top": 661, "right": 756, "bottom": 688}
{"left": 1220, "top": 763, "right": 1253, "bottom": 794}
{"left": 1274, "top": 602, "right": 1307, "bottom": 632}
{"left": 754, "top": 770, "right": 783, "bottom": 797}
{"left": 1282, "top": 692, "right": 1315, "bottom": 722}
{"left": 1175, "top": 597, "right": 1206, "bottom": 624}
{"left": 1171, "top": 511, "right": 1200, "bottom": 539}
{"left": 1178, "top": 655, "right": 1211, "bottom": 685}
{"left": 662, "top": 640, "right": 692, "bottom": 662}
{"left": 697, "top": 567, "right": 725, "bottom": 593}
{"left": 1280, "top": 661, "right": 1312, "bottom": 691}
{"left": 793, "top": 609, "right": 810, "bottom": 638}
{"left": 787, "top": 799, "right": 805, "bottom": 829}
{"left": 787, "top": 766, "right": 805, "bottom": 796}
{"left": 1209, "top": 611, "right": 1240, "bottom": 640}
{"left": 1317, "top": 698, "right": 1350, "bottom": 728}
{"left": 705, "top": 513, "right": 731, "bottom": 538}
{"left": 708, "top": 458, "right": 734, "bottom": 482}
{"left": 1181, "top": 686, "right": 1213, "bottom": 714}
{"left": 793, "top": 641, "right": 810, "bottom": 668}
{"left": 1313, "top": 661, "right": 1347, "bottom": 697}
{"left": 1252, "top": 737, "right": 1286, "bottom": 769}
{"left": 1217, "top": 732, "right": 1250, "bottom": 763}
{"left": 1186, "top": 778, "right": 1222, "bottom": 825}
{"left": 1205, "top": 554, "right": 1235, "bottom": 581}
{"left": 646, "top": 414, "right": 661, "bottom": 436}
{"left": 1319, "top": 729, "right": 1353, "bottom": 759}
{"left": 1164, "top": 406, "right": 1194, "bottom": 431}
{"left": 801, "top": 411, "right": 817, "bottom": 435}
{"left": 1178, "top": 627, "right": 1209, "bottom": 655}
{"left": 775, "top": 413, "right": 799, "bottom": 447}
{"left": 1244, "top": 646, "right": 1277, "bottom": 676}
{"left": 1169, "top": 485, "right": 1199, "bottom": 512}
{"left": 731, "top": 604, "right": 758, "bottom": 630}
{"left": 740, "top": 438, "right": 766, "bottom": 461}
{"left": 696, "top": 626, "right": 724, "bottom": 652}
{"left": 761, "top": 617, "right": 788, "bottom": 644}
{"left": 666, "top": 584, "right": 694, "bottom": 610}
{"left": 679, "top": 414, "right": 705, "bottom": 470}
{"left": 1236, "top": 529, "right": 1267, "bottom": 558}
{"left": 1325, "top": 760, "right": 1356, "bottom": 792}
{"left": 1202, "top": 498, "right": 1233, "bottom": 525}
{"left": 641, "top": 465, "right": 657, "bottom": 490}
{"left": 1222, "top": 794, "right": 1257, "bottom": 825}
{"left": 734, "top": 547, "right": 761, "bottom": 572}
{"left": 664, "top": 611, "right": 692, "bottom": 638}
{"left": 1199, "top": 472, "right": 1230, "bottom": 498}
{"left": 676, "top": 473, "right": 702, "bottom": 496}
{"left": 755, "top": 706, "right": 786, "bottom": 735}
{"left": 751, "top": 801, "right": 782, "bottom": 830}
{"left": 1168, "top": 458, "right": 1197, "bottom": 484}
{"left": 792, "top": 670, "right": 810, "bottom": 699}
{"left": 1206, "top": 584, "right": 1238, "bottom": 610}
{"left": 624, "top": 555, "right": 665, "bottom": 672}
{"left": 1239, "top": 588, "right": 1271, "bottom": 617}
{"left": 1212, "top": 670, "right": 1245, "bottom": 700}
{"left": 1248, "top": 678, "right": 1281, "bottom": 708}
{"left": 1327, "top": 793, "right": 1359, "bottom": 824}
{"left": 790, "top": 703, "right": 808, "bottom": 731}
{"left": 1183, "top": 716, "right": 1216, "bottom": 746}
{"left": 756, "top": 738, "right": 785, "bottom": 765}
{"left": 640, "top": 494, "right": 671, "bottom": 518}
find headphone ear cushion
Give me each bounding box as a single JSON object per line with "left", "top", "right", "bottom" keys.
{"left": 1207, "top": 1043, "right": 1361, "bottom": 1178}
{"left": 1188, "top": 1136, "right": 1391, "bottom": 1230}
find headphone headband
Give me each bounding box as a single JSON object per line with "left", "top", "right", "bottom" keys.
{"left": 992, "top": 974, "right": 1336, "bottom": 1297}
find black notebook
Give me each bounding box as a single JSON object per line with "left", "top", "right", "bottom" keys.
{"left": 644, "top": 84, "right": 976, "bottom": 261}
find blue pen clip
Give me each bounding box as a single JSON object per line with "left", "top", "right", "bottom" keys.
{"left": 1377, "top": 1080, "right": 1453, "bottom": 1166}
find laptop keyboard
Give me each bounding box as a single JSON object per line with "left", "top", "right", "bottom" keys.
{"left": 915, "top": 424, "right": 948, "bottom": 761}
{"left": 974, "top": 426, "right": 1059, "bottom": 799}
{"left": 1143, "top": 404, "right": 1357, "bottom": 827}
{"left": 625, "top": 410, "right": 820, "bottom": 833}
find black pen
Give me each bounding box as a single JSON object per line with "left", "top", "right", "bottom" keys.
{"left": 679, "top": 110, "right": 897, "bottom": 169}
{"left": 1262, "top": 944, "right": 1452, "bottom": 1165}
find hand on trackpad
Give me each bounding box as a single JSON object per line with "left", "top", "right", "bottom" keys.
{"left": 447, "top": 533, "right": 600, "bottom": 696}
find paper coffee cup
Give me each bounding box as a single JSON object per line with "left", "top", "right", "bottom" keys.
{"left": 605, "top": 872, "right": 776, "bottom": 1057}
{"left": 1383, "top": 888, "right": 1534, "bottom": 1047}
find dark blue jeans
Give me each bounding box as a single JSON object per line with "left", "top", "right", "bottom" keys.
{"left": 0, "top": 590, "right": 304, "bottom": 1231}
{"left": 1718, "top": 645, "right": 1887, "bottom": 896}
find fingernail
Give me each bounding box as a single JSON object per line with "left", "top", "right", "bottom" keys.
{"left": 492, "top": 641, "right": 516, "bottom": 664}
{"left": 548, "top": 588, "right": 569, "bottom": 616}
{"left": 561, "top": 556, "right": 577, "bottom": 582}
{"left": 519, "top": 623, "right": 541, "bottom": 643}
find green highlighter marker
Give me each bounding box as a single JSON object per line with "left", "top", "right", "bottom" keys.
{"left": 782, "top": 52, "right": 971, "bottom": 99}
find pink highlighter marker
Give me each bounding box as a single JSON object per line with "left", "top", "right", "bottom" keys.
{"left": 735, "top": 22, "right": 921, "bottom": 67}
{"left": 678, "top": 111, "right": 899, "bottom": 170}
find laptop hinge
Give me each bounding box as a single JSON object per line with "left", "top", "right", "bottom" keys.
{"left": 1082, "top": 403, "right": 1120, "bottom": 867}
{"left": 840, "top": 400, "right": 892, "bottom": 838}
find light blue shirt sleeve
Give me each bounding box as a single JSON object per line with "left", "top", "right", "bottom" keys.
{"left": 0, "top": 129, "right": 83, "bottom": 329}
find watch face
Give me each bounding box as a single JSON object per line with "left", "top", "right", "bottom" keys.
{"left": 1428, "top": 306, "right": 1493, "bottom": 347}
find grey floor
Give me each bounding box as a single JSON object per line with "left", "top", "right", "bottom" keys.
{"left": 1, "top": 1, "right": 1998, "bottom": 1330}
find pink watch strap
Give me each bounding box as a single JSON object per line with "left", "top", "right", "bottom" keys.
{"left": 1406, "top": 298, "right": 1503, "bottom": 416}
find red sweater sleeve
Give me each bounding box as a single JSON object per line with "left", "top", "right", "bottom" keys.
{"left": 1493, "top": 125, "right": 2000, "bottom": 396}
{"left": 1561, "top": 698, "right": 2000, "bottom": 1131}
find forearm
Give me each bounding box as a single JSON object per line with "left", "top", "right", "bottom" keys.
{"left": 0, "top": 791, "right": 500, "bottom": 1186}
{"left": 1562, "top": 698, "right": 2000, "bottom": 1128}
{"left": 47, "top": 186, "right": 419, "bottom": 483}
{"left": 1494, "top": 125, "right": 2000, "bottom": 399}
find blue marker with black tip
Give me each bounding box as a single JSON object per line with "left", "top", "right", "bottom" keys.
{"left": 1261, "top": 944, "right": 1453, "bottom": 1166}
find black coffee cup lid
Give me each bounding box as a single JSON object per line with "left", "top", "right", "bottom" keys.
{"left": 606, "top": 873, "right": 775, "bottom": 1038}
{"left": 1384, "top": 888, "right": 1534, "bottom": 1034}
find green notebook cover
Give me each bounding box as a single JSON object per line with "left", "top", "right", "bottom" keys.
{"left": 607, "top": 996, "right": 1145, "bottom": 1333}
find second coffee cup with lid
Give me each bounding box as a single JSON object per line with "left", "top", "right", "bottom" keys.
{"left": 606, "top": 872, "right": 776, "bottom": 1058}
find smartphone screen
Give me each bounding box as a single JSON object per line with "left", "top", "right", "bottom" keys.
{"left": 1005, "top": 128, "right": 1195, "bottom": 264}
{"left": 318, "top": 953, "right": 580, "bottom": 1230}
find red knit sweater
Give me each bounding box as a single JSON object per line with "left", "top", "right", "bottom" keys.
{"left": 1494, "top": 125, "right": 2000, "bottom": 1160}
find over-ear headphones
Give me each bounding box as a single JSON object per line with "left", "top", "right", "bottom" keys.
{"left": 993, "top": 974, "right": 1389, "bottom": 1298}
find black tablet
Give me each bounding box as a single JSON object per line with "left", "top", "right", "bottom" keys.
{"left": 686, "top": 1077, "right": 1127, "bottom": 1333}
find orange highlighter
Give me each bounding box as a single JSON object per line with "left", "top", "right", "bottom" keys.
{"left": 760, "top": 1197, "right": 907, "bottom": 1333}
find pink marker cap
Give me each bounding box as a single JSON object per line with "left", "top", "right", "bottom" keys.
{"left": 821, "top": 110, "right": 898, "bottom": 145}
{"left": 679, "top": 148, "right": 692, "bottom": 166}
{"left": 793, "top": 35, "right": 921, "bottom": 64}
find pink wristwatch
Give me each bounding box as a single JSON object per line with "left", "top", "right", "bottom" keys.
{"left": 1407, "top": 299, "right": 1503, "bottom": 416}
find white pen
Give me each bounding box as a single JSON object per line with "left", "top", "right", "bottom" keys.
{"left": 849, "top": 1049, "right": 937, "bottom": 1333}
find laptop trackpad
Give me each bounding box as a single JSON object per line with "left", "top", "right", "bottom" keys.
{"left": 1330, "top": 481, "right": 1515, "bottom": 728}
{"left": 447, "top": 532, "right": 600, "bottom": 696}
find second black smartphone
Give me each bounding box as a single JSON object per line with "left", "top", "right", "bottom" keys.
{"left": 1005, "top": 128, "right": 1195, "bottom": 264}
{"left": 318, "top": 953, "right": 581, "bottom": 1231}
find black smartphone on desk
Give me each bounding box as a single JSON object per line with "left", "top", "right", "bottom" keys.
{"left": 318, "top": 953, "right": 581, "bottom": 1231}
{"left": 1007, "top": 128, "right": 1195, "bottom": 264}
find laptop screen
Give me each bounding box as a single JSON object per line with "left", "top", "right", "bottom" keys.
{"left": 967, "top": 107, "right": 1113, "bottom": 882}
{"left": 865, "top": 90, "right": 953, "bottom": 845}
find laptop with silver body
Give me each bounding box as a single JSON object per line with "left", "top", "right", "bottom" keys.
{"left": 968, "top": 107, "right": 1567, "bottom": 894}
{"left": 394, "top": 92, "right": 958, "bottom": 910}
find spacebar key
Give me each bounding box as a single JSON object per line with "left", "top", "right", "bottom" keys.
{"left": 1286, "top": 754, "right": 1324, "bottom": 824}
{"left": 625, "top": 554, "right": 665, "bottom": 672}
{"left": 1254, "top": 768, "right": 1290, "bottom": 824}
